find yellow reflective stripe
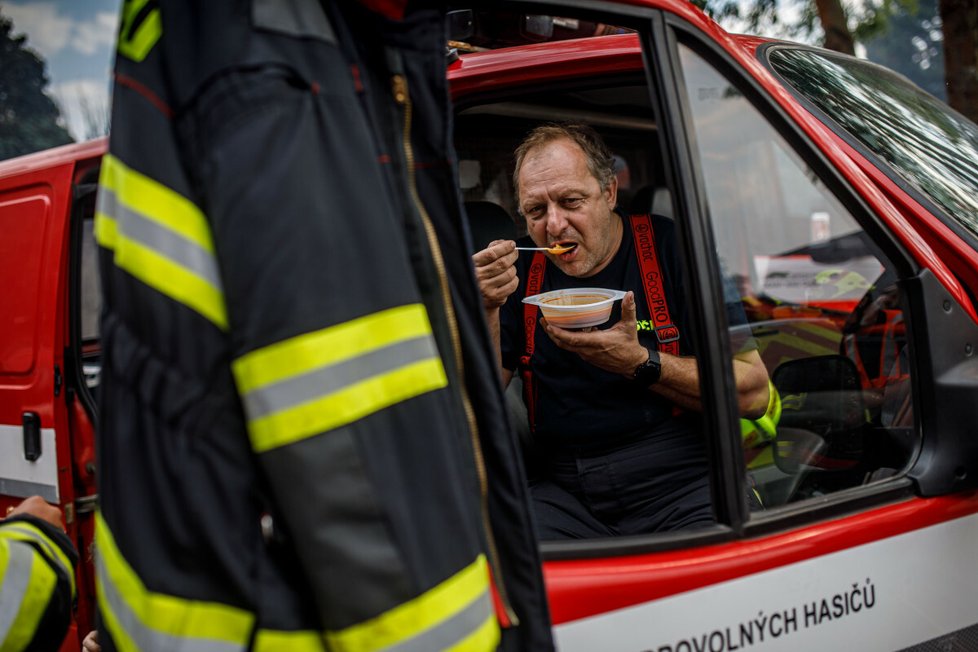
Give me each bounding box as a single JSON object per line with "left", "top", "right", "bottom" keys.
{"left": 325, "top": 555, "right": 496, "bottom": 652}
{"left": 94, "top": 211, "right": 119, "bottom": 249}
{"left": 0, "top": 541, "right": 58, "bottom": 652}
{"left": 761, "top": 330, "right": 838, "bottom": 358}
{"left": 747, "top": 445, "right": 774, "bottom": 470}
{"left": 234, "top": 304, "right": 448, "bottom": 453}
{"left": 100, "top": 156, "right": 213, "bottom": 250}
{"left": 118, "top": 0, "right": 161, "bottom": 62}
{"left": 749, "top": 380, "right": 781, "bottom": 444}
{"left": 790, "top": 322, "right": 844, "bottom": 343}
{"left": 253, "top": 629, "right": 326, "bottom": 651}
{"left": 97, "top": 155, "right": 228, "bottom": 330}
{"left": 781, "top": 393, "right": 806, "bottom": 411}
{"left": 95, "top": 512, "right": 253, "bottom": 651}
{"left": 0, "top": 523, "right": 75, "bottom": 597}
{"left": 247, "top": 358, "right": 447, "bottom": 453}
{"left": 99, "top": 223, "right": 228, "bottom": 329}
{"left": 234, "top": 304, "right": 434, "bottom": 393}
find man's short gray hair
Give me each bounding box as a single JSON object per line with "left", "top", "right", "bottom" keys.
{"left": 512, "top": 123, "right": 616, "bottom": 204}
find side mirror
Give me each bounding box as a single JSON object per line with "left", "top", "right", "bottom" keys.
{"left": 521, "top": 15, "right": 554, "bottom": 41}
{"left": 446, "top": 10, "right": 474, "bottom": 41}
{"left": 772, "top": 355, "right": 866, "bottom": 473}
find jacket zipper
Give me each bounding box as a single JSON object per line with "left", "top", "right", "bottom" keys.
{"left": 391, "top": 73, "right": 518, "bottom": 627}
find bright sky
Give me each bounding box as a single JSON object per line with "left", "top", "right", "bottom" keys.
{"left": 2, "top": 0, "right": 121, "bottom": 142}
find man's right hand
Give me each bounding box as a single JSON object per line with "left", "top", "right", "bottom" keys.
{"left": 472, "top": 240, "right": 519, "bottom": 310}
{"left": 5, "top": 495, "right": 63, "bottom": 530}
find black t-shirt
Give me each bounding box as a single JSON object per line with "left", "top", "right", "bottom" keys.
{"left": 500, "top": 213, "right": 748, "bottom": 444}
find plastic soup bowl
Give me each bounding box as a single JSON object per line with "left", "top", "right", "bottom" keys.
{"left": 523, "top": 288, "right": 627, "bottom": 329}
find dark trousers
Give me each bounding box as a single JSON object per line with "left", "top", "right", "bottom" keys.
{"left": 528, "top": 421, "right": 715, "bottom": 539}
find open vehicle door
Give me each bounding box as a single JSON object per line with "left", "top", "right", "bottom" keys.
{"left": 450, "top": 2, "right": 978, "bottom": 649}
{"left": 0, "top": 139, "right": 103, "bottom": 648}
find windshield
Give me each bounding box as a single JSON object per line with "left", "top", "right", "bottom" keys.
{"left": 767, "top": 47, "right": 978, "bottom": 239}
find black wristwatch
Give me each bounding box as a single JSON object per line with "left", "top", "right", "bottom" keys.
{"left": 631, "top": 345, "right": 662, "bottom": 386}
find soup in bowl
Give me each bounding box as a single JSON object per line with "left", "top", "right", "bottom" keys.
{"left": 522, "top": 288, "right": 627, "bottom": 329}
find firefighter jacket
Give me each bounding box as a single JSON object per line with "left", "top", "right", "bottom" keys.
{"left": 0, "top": 515, "right": 78, "bottom": 651}
{"left": 94, "top": 1, "right": 553, "bottom": 649}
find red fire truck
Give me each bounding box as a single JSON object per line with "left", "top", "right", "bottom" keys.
{"left": 3, "top": 1, "right": 978, "bottom": 649}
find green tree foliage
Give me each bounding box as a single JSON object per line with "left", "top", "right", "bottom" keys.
{"left": 693, "top": 0, "right": 977, "bottom": 123}
{"left": 0, "top": 11, "right": 74, "bottom": 161}
{"left": 863, "top": 0, "right": 946, "bottom": 100}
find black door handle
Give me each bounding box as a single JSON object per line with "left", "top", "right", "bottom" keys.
{"left": 22, "top": 412, "right": 40, "bottom": 462}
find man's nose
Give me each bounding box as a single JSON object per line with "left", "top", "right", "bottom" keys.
{"left": 545, "top": 206, "right": 569, "bottom": 237}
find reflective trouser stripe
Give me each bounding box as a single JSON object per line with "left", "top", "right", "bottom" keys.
{"left": 118, "top": 0, "right": 161, "bottom": 62}
{"left": 95, "top": 513, "right": 254, "bottom": 652}
{"left": 96, "top": 154, "right": 228, "bottom": 330}
{"left": 325, "top": 555, "right": 499, "bottom": 652}
{"left": 0, "top": 541, "right": 57, "bottom": 652}
{"left": 253, "top": 629, "right": 326, "bottom": 651}
{"left": 0, "top": 523, "right": 74, "bottom": 597}
{"left": 233, "top": 304, "right": 448, "bottom": 452}
{"left": 758, "top": 329, "right": 837, "bottom": 359}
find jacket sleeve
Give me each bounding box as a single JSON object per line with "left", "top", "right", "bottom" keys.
{"left": 0, "top": 515, "right": 78, "bottom": 651}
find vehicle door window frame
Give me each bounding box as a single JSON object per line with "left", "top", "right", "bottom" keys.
{"left": 453, "top": 1, "right": 753, "bottom": 558}
{"left": 656, "top": 15, "right": 922, "bottom": 534}
{"left": 644, "top": 13, "right": 751, "bottom": 534}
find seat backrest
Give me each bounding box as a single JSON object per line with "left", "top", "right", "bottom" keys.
{"left": 629, "top": 185, "right": 674, "bottom": 219}
{"left": 464, "top": 201, "right": 518, "bottom": 251}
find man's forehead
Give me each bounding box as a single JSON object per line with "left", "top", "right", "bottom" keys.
{"left": 520, "top": 178, "right": 589, "bottom": 200}
{"left": 519, "top": 145, "right": 594, "bottom": 196}
{"left": 524, "top": 137, "right": 583, "bottom": 166}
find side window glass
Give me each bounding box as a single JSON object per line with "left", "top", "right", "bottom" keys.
{"left": 80, "top": 215, "right": 102, "bottom": 392}
{"left": 678, "top": 43, "right": 916, "bottom": 510}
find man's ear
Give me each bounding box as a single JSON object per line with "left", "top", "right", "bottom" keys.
{"left": 604, "top": 177, "right": 619, "bottom": 210}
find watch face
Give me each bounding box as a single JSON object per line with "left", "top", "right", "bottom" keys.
{"left": 634, "top": 347, "right": 661, "bottom": 385}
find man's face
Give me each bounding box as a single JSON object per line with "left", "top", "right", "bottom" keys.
{"left": 517, "top": 138, "right": 621, "bottom": 278}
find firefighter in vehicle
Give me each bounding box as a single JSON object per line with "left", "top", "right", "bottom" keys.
{"left": 472, "top": 123, "right": 774, "bottom": 538}
{"left": 0, "top": 496, "right": 77, "bottom": 651}
{"left": 94, "top": 1, "right": 553, "bottom": 649}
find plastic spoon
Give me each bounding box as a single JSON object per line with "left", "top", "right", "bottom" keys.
{"left": 516, "top": 244, "right": 578, "bottom": 255}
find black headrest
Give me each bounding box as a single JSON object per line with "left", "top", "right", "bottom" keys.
{"left": 629, "top": 185, "right": 674, "bottom": 219}
{"left": 464, "top": 201, "right": 518, "bottom": 251}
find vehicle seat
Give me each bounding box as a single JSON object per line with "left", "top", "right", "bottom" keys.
{"left": 464, "top": 200, "right": 518, "bottom": 251}
{"left": 629, "top": 185, "right": 674, "bottom": 219}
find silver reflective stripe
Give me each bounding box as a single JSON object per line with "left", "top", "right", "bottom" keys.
{"left": 99, "top": 186, "right": 222, "bottom": 288}
{"left": 0, "top": 544, "right": 34, "bottom": 640}
{"left": 96, "top": 560, "right": 247, "bottom": 652}
{"left": 0, "top": 524, "right": 71, "bottom": 580}
{"left": 241, "top": 335, "right": 439, "bottom": 420}
{"left": 384, "top": 591, "right": 494, "bottom": 652}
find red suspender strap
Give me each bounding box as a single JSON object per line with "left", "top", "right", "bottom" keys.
{"left": 520, "top": 252, "right": 546, "bottom": 432}
{"left": 630, "top": 214, "right": 681, "bottom": 356}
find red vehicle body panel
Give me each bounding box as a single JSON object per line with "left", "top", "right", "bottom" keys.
{"left": 545, "top": 492, "right": 978, "bottom": 625}
{"left": 0, "top": 138, "right": 104, "bottom": 649}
